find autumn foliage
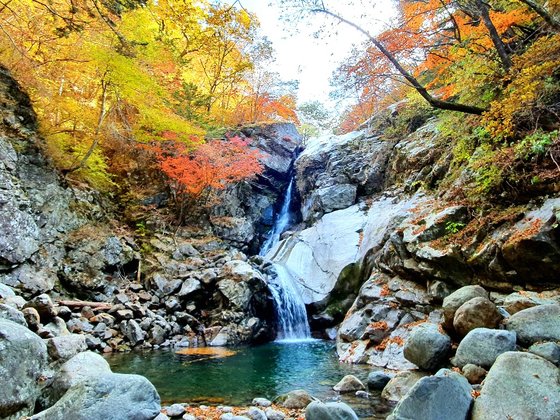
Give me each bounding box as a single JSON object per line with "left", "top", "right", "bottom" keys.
{"left": 153, "top": 135, "right": 263, "bottom": 219}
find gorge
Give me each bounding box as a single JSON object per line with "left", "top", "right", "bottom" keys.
{"left": 1, "top": 61, "right": 560, "bottom": 420}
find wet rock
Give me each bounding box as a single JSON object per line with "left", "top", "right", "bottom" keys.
{"left": 472, "top": 352, "right": 560, "bottom": 419}
{"left": 0, "top": 320, "right": 48, "bottom": 419}
{"left": 442, "top": 285, "right": 488, "bottom": 330}
{"left": 305, "top": 401, "right": 359, "bottom": 420}
{"left": 278, "top": 389, "right": 315, "bottom": 409}
{"left": 47, "top": 334, "right": 88, "bottom": 362}
{"left": 462, "top": 364, "right": 487, "bottom": 384}
{"left": 381, "top": 371, "right": 428, "bottom": 402}
{"left": 388, "top": 370, "right": 472, "bottom": 420}
{"left": 453, "top": 297, "right": 503, "bottom": 337}
{"left": 529, "top": 342, "right": 560, "bottom": 366}
{"left": 333, "top": 375, "right": 365, "bottom": 392}
{"left": 367, "top": 371, "right": 393, "bottom": 390}
{"left": 506, "top": 304, "right": 560, "bottom": 346}
{"left": 403, "top": 323, "right": 451, "bottom": 371}
{"left": 31, "top": 373, "right": 161, "bottom": 420}
{"left": 452, "top": 328, "right": 516, "bottom": 369}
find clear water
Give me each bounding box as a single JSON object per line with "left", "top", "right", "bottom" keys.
{"left": 106, "top": 341, "right": 394, "bottom": 418}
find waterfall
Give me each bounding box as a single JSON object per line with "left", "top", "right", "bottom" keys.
{"left": 260, "top": 177, "right": 311, "bottom": 341}
{"left": 259, "top": 178, "right": 294, "bottom": 256}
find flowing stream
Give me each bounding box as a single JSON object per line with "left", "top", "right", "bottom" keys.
{"left": 260, "top": 177, "right": 311, "bottom": 340}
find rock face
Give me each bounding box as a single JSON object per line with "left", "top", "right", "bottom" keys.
{"left": 388, "top": 371, "right": 473, "bottom": 420}
{"left": 0, "top": 319, "right": 48, "bottom": 419}
{"left": 452, "top": 328, "right": 516, "bottom": 369}
{"left": 403, "top": 323, "right": 451, "bottom": 371}
{"left": 506, "top": 304, "right": 560, "bottom": 346}
{"left": 472, "top": 352, "right": 560, "bottom": 420}
{"left": 31, "top": 373, "right": 161, "bottom": 420}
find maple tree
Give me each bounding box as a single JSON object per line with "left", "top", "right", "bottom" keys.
{"left": 154, "top": 135, "right": 263, "bottom": 221}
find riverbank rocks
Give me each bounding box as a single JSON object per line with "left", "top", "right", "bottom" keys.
{"left": 452, "top": 328, "right": 516, "bottom": 369}
{"left": 277, "top": 390, "right": 315, "bottom": 409}
{"left": 333, "top": 375, "right": 365, "bottom": 392}
{"left": 0, "top": 320, "right": 47, "bottom": 419}
{"left": 442, "top": 286, "right": 488, "bottom": 330}
{"left": 47, "top": 334, "right": 88, "bottom": 362}
{"left": 31, "top": 373, "right": 161, "bottom": 420}
{"left": 305, "top": 401, "right": 359, "bottom": 420}
{"left": 403, "top": 323, "right": 451, "bottom": 371}
{"left": 388, "top": 370, "right": 472, "bottom": 420}
{"left": 506, "top": 304, "right": 560, "bottom": 345}
{"left": 472, "top": 352, "right": 560, "bottom": 419}
{"left": 453, "top": 297, "right": 502, "bottom": 337}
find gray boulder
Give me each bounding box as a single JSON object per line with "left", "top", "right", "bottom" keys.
{"left": 472, "top": 352, "right": 560, "bottom": 419}
{"left": 177, "top": 278, "right": 201, "bottom": 298}
{"left": 264, "top": 408, "right": 285, "bottom": 420}
{"left": 506, "top": 304, "right": 560, "bottom": 346}
{"left": 252, "top": 398, "right": 272, "bottom": 407}
{"left": 388, "top": 370, "right": 472, "bottom": 420}
{"left": 529, "top": 342, "right": 560, "bottom": 366}
{"left": 122, "top": 319, "right": 145, "bottom": 346}
{"left": 305, "top": 401, "right": 359, "bottom": 420}
{"left": 0, "top": 319, "right": 47, "bottom": 419}
{"left": 45, "top": 351, "right": 111, "bottom": 404}
{"left": 403, "top": 323, "right": 451, "bottom": 371}
{"left": 0, "top": 303, "right": 27, "bottom": 326}
{"left": 47, "top": 334, "right": 87, "bottom": 362}
{"left": 452, "top": 328, "right": 516, "bottom": 369}
{"left": 442, "top": 285, "right": 488, "bottom": 330}
{"left": 246, "top": 407, "right": 267, "bottom": 420}
{"left": 31, "top": 373, "right": 161, "bottom": 420}
{"left": 166, "top": 403, "right": 186, "bottom": 417}
{"left": 333, "top": 375, "right": 365, "bottom": 392}
{"left": 367, "top": 371, "right": 393, "bottom": 390}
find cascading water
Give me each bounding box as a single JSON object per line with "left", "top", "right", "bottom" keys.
{"left": 260, "top": 177, "right": 311, "bottom": 340}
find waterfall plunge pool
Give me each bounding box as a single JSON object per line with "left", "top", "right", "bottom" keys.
{"left": 106, "top": 340, "right": 394, "bottom": 418}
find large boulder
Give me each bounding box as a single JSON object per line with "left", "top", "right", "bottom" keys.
{"left": 44, "top": 351, "right": 112, "bottom": 406}
{"left": 403, "top": 323, "right": 451, "bottom": 371}
{"left": 305, "top": 401, "right": 359, "bottom": 420}
{"left": 388, "top": 370, "right": 473, "bottom": 420}
{"left": 452, "top": 328, "right": 516, "bottom": 369}
{"left": 453, "top": 297, "right": 502, "bottom": 337}
{"left": 31, "top": 373, "right": 161, "bottom": 420}
{"left": 506, "top": 304, "right": 560, "bottom": 346}
{"left": 529, "top": 342, "right": 560, "bottom": 366}
{"left": 0, "top": 319, "right": 48, "bottom": 419}
{"left": 0, "top": 303, "right": 27, "bottom": 326}
{"left": 472, "top": 352, "right": 560, "bottom": 419}
{"left": 442, "top": 286, "right": 488, "bottom": 330}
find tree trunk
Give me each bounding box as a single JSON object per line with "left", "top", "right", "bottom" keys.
{"left": 313, "top": 8, "right": 487, "bottom": 115}
{"left": 475, "top": 0, "right": 512, "bottom": 71}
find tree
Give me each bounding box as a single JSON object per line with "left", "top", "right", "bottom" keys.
{"left": 155, "top": 135, "right": 263, "bottom": 222}
{"left": 279, "top": 0, "right": 486, "bottom": 115}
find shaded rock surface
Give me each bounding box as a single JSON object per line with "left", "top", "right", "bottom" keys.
{"left": 452, "top": 328, "right": 516, "bottom": 369}
{"left": 506, "top": 304, "right": 560, "bottom": 346}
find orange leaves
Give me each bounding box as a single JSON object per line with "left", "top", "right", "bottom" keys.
{"left": 156, "top": 135, "right": 263, "bottom": 200}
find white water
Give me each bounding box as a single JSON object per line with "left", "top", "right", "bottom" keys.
{"left": 260, "top": 178, "right": 294, "bottom": 256}
{"left": 260, "top": 177, "right": 311, "bottom": 340}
